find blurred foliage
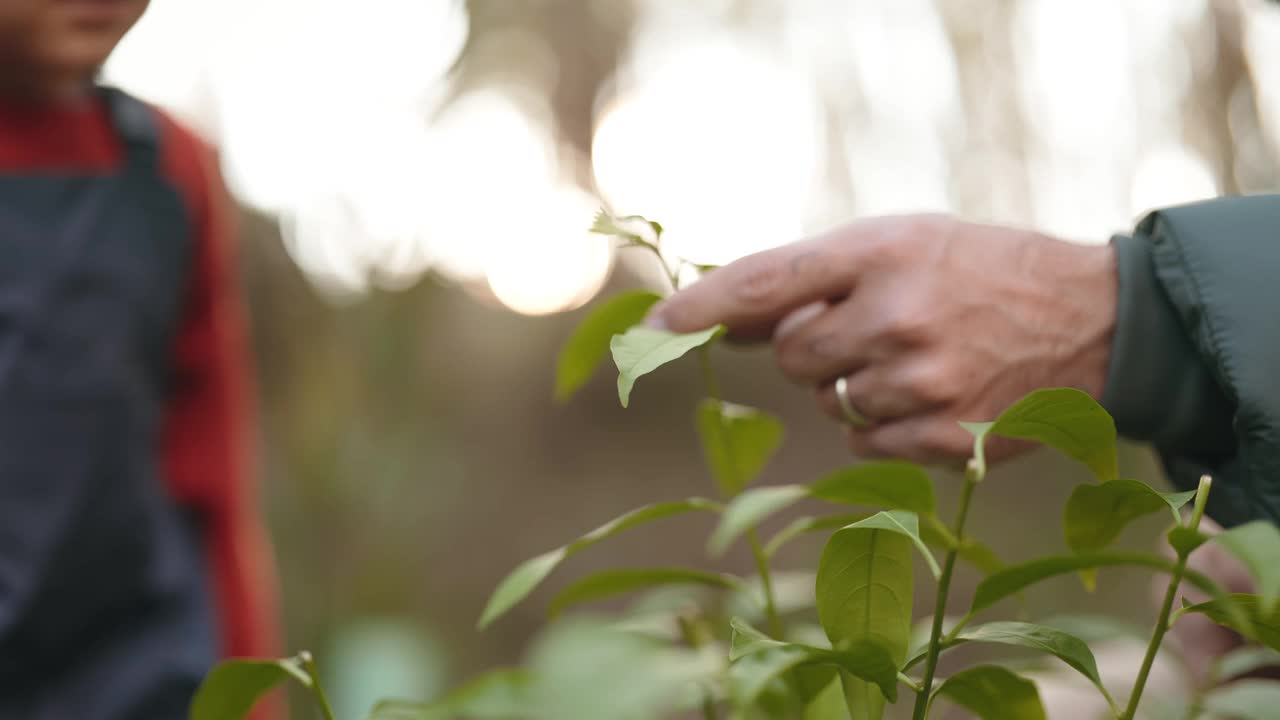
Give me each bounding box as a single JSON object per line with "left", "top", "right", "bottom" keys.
{"left": 227, "top": 1, "right": 1279, "bottom": 716}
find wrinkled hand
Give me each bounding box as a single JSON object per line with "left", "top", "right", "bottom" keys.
{"left": 647, "top": 215, "right": 1118, "bottom": 465}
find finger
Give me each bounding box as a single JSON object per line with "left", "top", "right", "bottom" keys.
{"left": 842, "top": 416, "right": 973, "bottom": 466}
{"left": 725, "top": 300, "right": 830, "bottom": 347}
{"left": 776, "top": 299, "right": 875, "bottom": 385}
{"left": 815, "top": 369, "right": 930, "bottom": 423}
{"left": 647, "top": 232, "right": 860, "bottom": 335}
{"left": 773, "top": 301, "right": 830, "bottom": 342}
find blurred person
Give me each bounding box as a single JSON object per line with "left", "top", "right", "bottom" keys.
{"left": 0, "top": 1, "right": 279, "bottom": 718}
{"left": 647, "top": 200, "right": 1280, "bottom": 682}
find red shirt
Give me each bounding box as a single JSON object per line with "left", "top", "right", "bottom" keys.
{"left": 0, "top": 94, "right": 281, "bottom": 667}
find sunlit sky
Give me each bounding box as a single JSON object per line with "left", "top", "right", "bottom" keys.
{"left": 104, "top": 0, "right": 1279, "bottom": 315}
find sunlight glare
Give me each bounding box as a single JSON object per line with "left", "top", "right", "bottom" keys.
{"left": 592, "top": 34, "right": 822, "bottom": 268}
{"left": 485, "top": 188, "right": 613, "bottom": 316}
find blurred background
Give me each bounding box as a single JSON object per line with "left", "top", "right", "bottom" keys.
{"left": 104, "top": 0, "right": 1280, "bottom": 716}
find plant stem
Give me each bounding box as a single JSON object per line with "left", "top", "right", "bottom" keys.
{"left": 941, "top": 611, "right": 975, "bottom": 645}
{"left": 697, "top": 346, "right": 783, "bottom": 637}
{"left": 912, "top": 460, "right": 981, "bottom": 720}
{"left": 298, "top": 651, "right": 337, "bottom": 720}
{"left": 637, "top": 244, "right": 681, "bottom": 292}
{"left": 749, "top": 529, "right": 785, "bottom": 637}
{"left": 1121, "top": 475, "right": 1213, "bottom": 720}
{"left": 1123, "top": 557, "right": 1186, "bottom": 720}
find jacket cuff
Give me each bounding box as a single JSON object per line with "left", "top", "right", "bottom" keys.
{"left": 1102, "top": 232, "right": 1235, "bottom": 456}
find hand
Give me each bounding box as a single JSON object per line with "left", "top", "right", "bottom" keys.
{"left": 647, "top": 214, "right": 1118, "bottom": 465}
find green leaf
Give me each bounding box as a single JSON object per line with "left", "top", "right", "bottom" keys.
{"left": 764, "top": 513, "right": 873, "bottom": 558}
{"left": 1167, "top": 526, "right": 1209, "bottom": 556}
{"left": 190, "top": 658, "right": 310, "bottom": 720}
{"left": 712, "top": 461, "right": 935, "bottom": 556}
{"left": 1036, "top": 614, "right": 1150, "bottom": 645}
{"left": 589, "top": 209, "right": 662, "bottom": 245}
{"left": 1065, "top": 479, "right": 1195, "bottom": 553}
{"left": 803, "top": 676, "right": 852, "bottom": 720}
{"left": 527, "top": 616, "right": 720, "bottom": 720}
{"left": 933, "top": 665, "right": 1046, "bottom": 720}
{"left": 816, "top": 517, "right": 914, "bottom": 667}
{"left": 793, "top": 664, "right": 840, "bottom": 705}
{"left": 988, "top": 388, "right": 1118, "bottom": 481}
{"left": 1065, "top": 479, "right": 1195, "bottom": 589}
{"left": 367, "top": 669, "right": 530, "bottom": 720}
{"left": 1184, "top": 594, "right": 1280, "bottom": 652}
{"left": 841, "top": 511, "right": 941, "bottom": 579}
{"left": 440, "top": 675, "right": 528, "bottom": 719}
{"left": 1203, "top": 680, "right": 1280, "bottom": 720}
{"left": 696, "top": 399, "right": 785, "bottom": 497}
{"left": 554, "top": 290, "right": 663, "bottom": 403}
{"left": 1214, "top": 647, "right": 1280, "bottom": 682}
{"left": 726, "top": 645, "right": 815, "bottom": 709}
{"left": 710, "top": 485, "right": 809, "bottom": 556}
{"left": 809, "top": 462, "right": 937, "bottom": 513}
{"left": 959, "top": 421, "right": 995, "bottom": 476}
{"left": 729, "top": 617, "right": 786, "bottom": 659}
{"left": 1214, "top": 520, "right": 1280, "bottom": 615}
{"left": 905, "top": 622, "right": 1105, "bottom": 701}
{"left": 727, "top": 618, "right": 899, "bottom": 704}
{"left": 611, "top": 325, "right": 724, "bottom": 407}
{"left": 478, "top": 498, "right": 720, "bottom": 628}
{"left": 548, "top": 567, "right": 741, "bottom": 616}
{"left": 958, "top": 541, "right": 1004, "bottom": 576}
{"left": 840, "top": 673, "right": 887, "bottom": 720}
{"left": 970, "top": 551, "right": 1236, "bottom": 618}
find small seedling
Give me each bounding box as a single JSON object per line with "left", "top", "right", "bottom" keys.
{"left": 191, "top": 212, "right": 1280, "bottom": 720}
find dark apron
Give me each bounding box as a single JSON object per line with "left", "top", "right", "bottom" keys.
{"left": 0, "top": 87, "right": 216, "bottom": 719}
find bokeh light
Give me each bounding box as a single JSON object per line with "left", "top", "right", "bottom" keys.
{"left": 105, "top": 0, "right": 1280, "bottom": 303}
{"left": 592, "top": 30, "right": 823, "bottom": 267}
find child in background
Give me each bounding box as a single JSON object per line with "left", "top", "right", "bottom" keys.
{"left": 0, "top": 1, "right": 279, "bottom": 717}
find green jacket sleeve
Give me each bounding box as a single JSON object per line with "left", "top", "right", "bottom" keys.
{"left": 1105, "top": 195, "right": 1280, "bottom": 527}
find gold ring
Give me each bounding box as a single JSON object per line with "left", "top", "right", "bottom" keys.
{"left": 834, "top": 376, "right": 872, "bottom": 428}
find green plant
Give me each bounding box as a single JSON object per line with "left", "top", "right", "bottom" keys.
{"left": 192, "top": 212, "right": 1280, "bottom": 720}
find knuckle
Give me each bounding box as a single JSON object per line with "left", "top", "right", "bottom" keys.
{"left": 859, "top": 232, "right": 906, "bottom": 268}
{"left": 874, "top": 215, "right": 955, "bottom": 269}
{"left": 731, "top": 255, "right": 786, "bottom": 305}
{"left": 875, "top": 304, "right": 932, "bottom": 346}
{"left": 805, "top": 332, "right": 844, "bottom": 364}
{"left": 904, "top": 361, "right": 963, "bottom": 405}
{"left": 789, "top": 247, "right": 831, "bottom": 282}
{"left": 776, "top": 328, "right": 844, "bottom": 381}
